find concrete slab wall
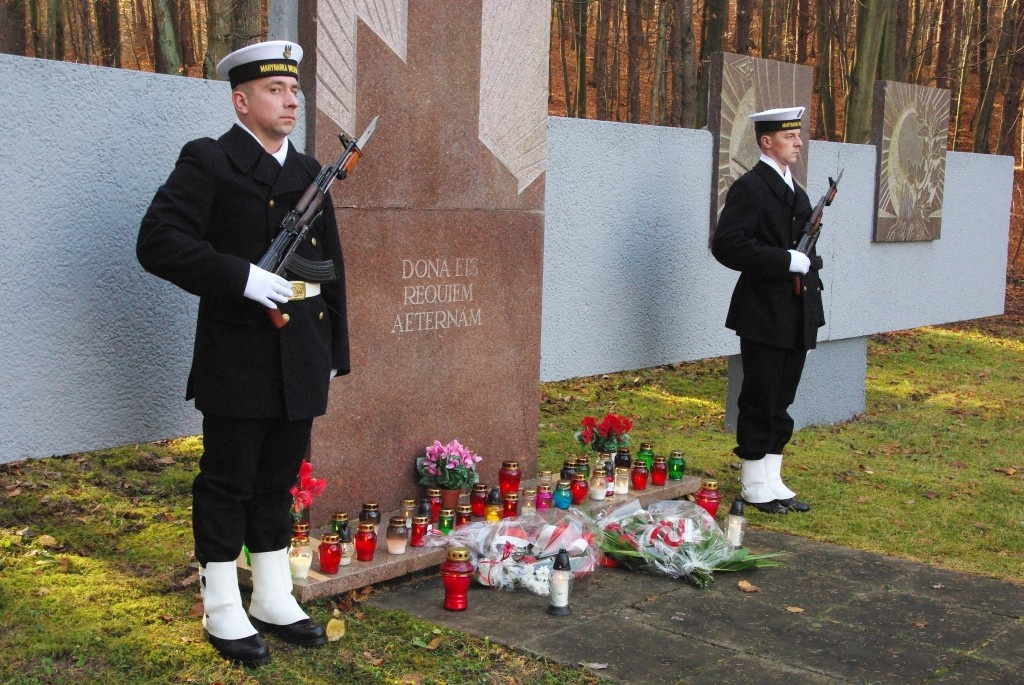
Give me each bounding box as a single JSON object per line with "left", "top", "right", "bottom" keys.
{"left": 541, "top": 118, "right": 1012, "bottom": 382}
{"left": 0, "top": 55, "right": 1013, "bottom": 462}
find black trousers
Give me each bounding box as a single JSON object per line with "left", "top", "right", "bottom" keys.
{"left": 734, "top": 338, "right": 807, "bottom": 461}
{"left": 193, "top": 414, "right": 313, "bottom": 565}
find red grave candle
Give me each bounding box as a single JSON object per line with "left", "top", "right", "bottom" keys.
{"left": 354, "top": 522, "right": 377, "bottom": 562}
{"left": 498, "top": 461, "right": 522, "bottom": 498}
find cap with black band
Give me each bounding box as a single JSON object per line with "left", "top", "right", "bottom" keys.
{"left": 215, "top": 40, "right": 304, "bottom": 89}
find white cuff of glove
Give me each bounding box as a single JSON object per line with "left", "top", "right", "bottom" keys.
{"left": 243, "top": 264, "right": 293, "bottom": 309}
{"left": 788, "top": 250, "right": 811, "bottom": 275}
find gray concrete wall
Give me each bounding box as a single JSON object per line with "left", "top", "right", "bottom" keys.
{"left": 0, "top": 56, "right": 1013, "bottom": 462}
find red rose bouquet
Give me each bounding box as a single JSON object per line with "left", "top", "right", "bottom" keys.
{"left": 575, "top": 412, "right": 633, "bottom": 453}
{"left": 289, "top": 460, "right": 327, "bottom": 524}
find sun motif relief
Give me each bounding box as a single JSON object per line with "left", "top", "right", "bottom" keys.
{"left": 873, "top": 81, "right": 948, "bottom": 242}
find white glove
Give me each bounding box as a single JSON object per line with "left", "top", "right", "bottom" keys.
{"left": 788, "top": 250, "right": 810, "bottom": 275}
{"left": 243, "top": 264, "right": 293, "bottom": 309}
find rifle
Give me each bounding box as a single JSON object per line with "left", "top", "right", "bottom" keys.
{"left": 258, "top": 115, "right": 379, "bottom": 328}
{"left": 793, "top": 168, "right": 842, "bottom": 295}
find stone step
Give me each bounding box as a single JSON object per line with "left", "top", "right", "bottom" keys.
{"left": 237, "top": 474, "right": 702, "bottom": 603}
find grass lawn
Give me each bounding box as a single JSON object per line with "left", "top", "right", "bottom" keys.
{"left": 2, "top": 316, "right": 1022, "bottom": 683}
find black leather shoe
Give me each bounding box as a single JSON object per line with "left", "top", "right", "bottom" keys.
{"left": 249, "top": 616, "right": 327, "bottom": 647}
{"left": 204, "top": 630, "right": 271, "bottom": 666}
{"left": 743, "top": 498, "right": 789, "bottom": 514}
{"left": 778, "top": 497, "right": 810, "bottom": 512}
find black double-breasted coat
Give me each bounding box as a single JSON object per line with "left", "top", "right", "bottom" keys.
{"left": 137, "top": 125, "right": 349, "bottom": 421}
{"left": 711, "top": 161, "right": 825, "bottom": 351}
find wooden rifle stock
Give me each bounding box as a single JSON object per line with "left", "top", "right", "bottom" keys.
{"left": 792, "top": 170, "right": 842, "bottom": 295}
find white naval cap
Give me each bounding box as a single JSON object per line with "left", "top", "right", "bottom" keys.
{"left": 215, "top": 40, "right": 303, "bottom": 88}
{"left": 749, "top": 106, "right": 805, "bottom": 134}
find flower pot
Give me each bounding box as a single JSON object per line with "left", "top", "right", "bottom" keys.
{"left": 439, "top": 488, "right": 463, "bottom": 512}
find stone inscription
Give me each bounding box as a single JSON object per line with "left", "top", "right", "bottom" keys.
{"left": 391, "top": 257, "right": 483, "bottom": 334}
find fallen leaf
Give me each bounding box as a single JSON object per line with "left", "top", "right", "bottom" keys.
{"left": 931, "top": 583, "right": 946, "bottom": 589}
{"left": 160, "top": 614, "right": 174, "bottom": 623}
{"left": 949, "top": 461, "right": 968, "bottom": 469}
{"left": 923, "top": 491, "right": 938, "bottom": 499}
{"left": 786, "top": 606, "right": 805, "bottom": 613}
{"left": 36, "top": 535, "right": 59, "bottom": 548}
{"left": 155, "top": 457, "right": 175, "bottom": 465}
{"left": 856, "top": 496, "right": 870, "bottom": 504}
{"left": 995, "top": 467, "right": 1018, "bottom": 476}
{"left": 326, "top": 618, "right": 345, "bottom": 642}
{"left": 580, "top": 662, "right": 609, "bottom": 670}
{"left": 188, "top": 601, "right": 205, "bottom": 618}
{"left": 797, "top": 463, "right": 810, "bottom": 471}
{"left": 35, "top": 587, "right": 51, "bottom": 597}
{"left": 398, "top": 675, "right": 424, "bottom": 685}
{"left": 7, "top": 487, "right": 20, "bottom": 497}
{"left": 912, "top": 620, "right": 929, "bottom": 628}
{"left": 426, "top": 636, "right": 443, "bottom": 650}
{"left": 737, "top": 580, "right": 759, "bottom": 593}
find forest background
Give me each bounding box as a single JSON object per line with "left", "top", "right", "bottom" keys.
{"left": 2, "top": 0, "right": 1022, "bottom": 286}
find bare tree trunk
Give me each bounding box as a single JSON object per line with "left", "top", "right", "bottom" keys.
{"left": 1, "top": 0, "right": 28, "bottom": 54}
{"left": 94, "top": 0, "right": 120, "bottom": 66}
{"left": 735, "top": 0, "right": 753, "bottom": 53}
{"left": 996, "top": 0, "right": 1024, "bottom": 156}
{"left": 626, "top": 0, "right": 642, "bottom": 122}
{"left": 816, "top": 0, "right": 837, "bottom": 140}
{"left": 951, "top": 1, "right": 975, "bottom": 149}
{"left": 844, "top": 0, "right": 889, "bottom": 142}
{"left": 894, "top": 0, "right": 909, "bottom": 77}
{"left": 677, "top": 0, "right": 697, "bottom": 126}
{"left": 594, "top": 0, "right": 610, "bottom": 119}
{"left": 698, "top": 0, "right": 726, "bottom": 127}
{"left": 973, "top": 0, "right": 1009, "bottom": 152}
{"left": 176, "top": 0, "right": 195, "bottom": 73}
{"left": 798, "top": 0, "right": 810, "bottom": 62}
{"left": 572, "top": 0, "right": 589, "bottom": 118}
{"left": 151, "top": 0, "right": 181, "bottom": 74}
{"left": 935, "top": 0, "right": 955, "bottom": 88}
{"left": 205, "top": 0, "right": 230, "bottom": 78}
{"left": 231, "top": 0, "right": 261, "bottom": 49}
{"left": 761, "top": 0, "right": 772, "bottom": 57}
{"left": 45, "top": 0, "right": 65, "bottom": 59}
{"left": 878, "top": 0, "right": 897, "bottom": 80}
{"left": 650, "top": 0, "right": 670, "bottom": 124}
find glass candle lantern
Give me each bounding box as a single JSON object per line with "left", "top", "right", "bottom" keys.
{"left": 438, "top": 508, "right": 455, "bottom": 534}
{"left": 456, "top": 504, "right": 473, "bottom": 527}
{"left": 553, "top": 480, "right": 573, "bottom": 509}
{"left": 292, "top": 522, "right": 310, "bottom": 541}
{"left": 331, "top": 512, "right": 349, "bottom": 537}
{"left": 501, "top": 493, "right": 519, "bottom": 519}
{"left": 694, "top": 479, "right": 723, "bottom": 517}
{"left": 498, "top": 460, "right": 521, "bottom": 498}
{"left": 614, "top": 447, "right": 632, "bottom": 471}
{"left": 614, "top": 467, "right": 630, "bottom": 495}
{"left": 574, "top": 456, "right": 590, "bottom": 480}
{"left": 636, "top": 442, "right": 655, "bottom": 470}
{"left": 439, "top": 547, "right": 475, "bottom": 611}
{"left": 288, "top": 536, "right": 312, "bottom": 579}
{"left": 535, "top": 483, "right": 554, "bottom": 511}
{"left": 426, "top": 489, "right": 442, "bottom": 523}
{"left": 470, "top": 483, "right": 489, "bottom": 517}
{"left": 410, "top": 515, "right": 429, "bottom": 547}
{"left": 726, "top": 498, "right": 746, "bottom": 549}
{"left": 589, "top": 468, "right": 607, "bottom": 501}
{"left": 651, "top": 456, "right": 668, "bottom": 486}
{"left": 400, "top": 498, "right": 416, "bottom": 528}
{"left": 546, "top": 549, "right": 573, "bottom": 616}
{"left": 354, "top": 522, "right": 377, "bottom": 562}
{"left": 338, "top": 527, "right": 354, "bottom": 566}
{"left": 386, "top": 516, "right": 408, "bottom": 555}
{"left": 359, "top": 502, "right": 381, "bottom": 531}
{"left": 537, "top": 470, "right": 554, "bottom": 488}
{"left": 318, "top": 533, "right": 342, "bottom": 574}
{"left": 667, "top": 451, "right": 686, "bottom": 481}
{"left": 416, "top": 497, "right": 433, "bottom": 521}
{"left": 569, "top": 473, "right": 588, "bottom": 504}
{"left": 602, "top": 453, "right": 615, "bottom": 496}
{"left": 520, "top": 488, "right": 537, "bottom": 514}
{"left": 630, "top": 460, "right": 649, "bottom": 491}
{"left": 560, "top": 460, "right": 577, "bottom": 481}
{"left": 485, "top": 487, "right": 502, "bottom": 522}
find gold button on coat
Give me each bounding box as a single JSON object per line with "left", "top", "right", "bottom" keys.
{"left": 269, "top": 199, "right": 275, "bottom": 207}
{"left": 282, "top": 313, "right": 290, "bottom": 322}
{"left": 311, "top": 238, "right": 317, "bottom": 246}
{"left": 318, "top": 311, "right": 324, "bottom": 320}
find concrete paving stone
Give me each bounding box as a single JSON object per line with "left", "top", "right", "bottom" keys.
{"left": 769, "top": 618, "right": 965, "bottom": 682}
{"left": 923, "top": 654, "right": 1022, "bottom": 684}
{"left": 880, "top": 564, "right": 1024, "bottom": 618}
{"left": 824, "top": 588, "right": 1017, "bottom": 652}
{"left": 682, "top": 650, "right": 842, "bottom": 685}
{"left": 971, "top": 620, "right": 1024, "bottom": 671}
{"left": 769, "top": 538, "right": 924, "bottom": 586}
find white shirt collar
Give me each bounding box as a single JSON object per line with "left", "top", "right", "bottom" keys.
{"left": 235, "top": 118, "right": 290, "bottom": 166}
{"left": 759, "top": 153, "right": 794, "bottom": 191}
